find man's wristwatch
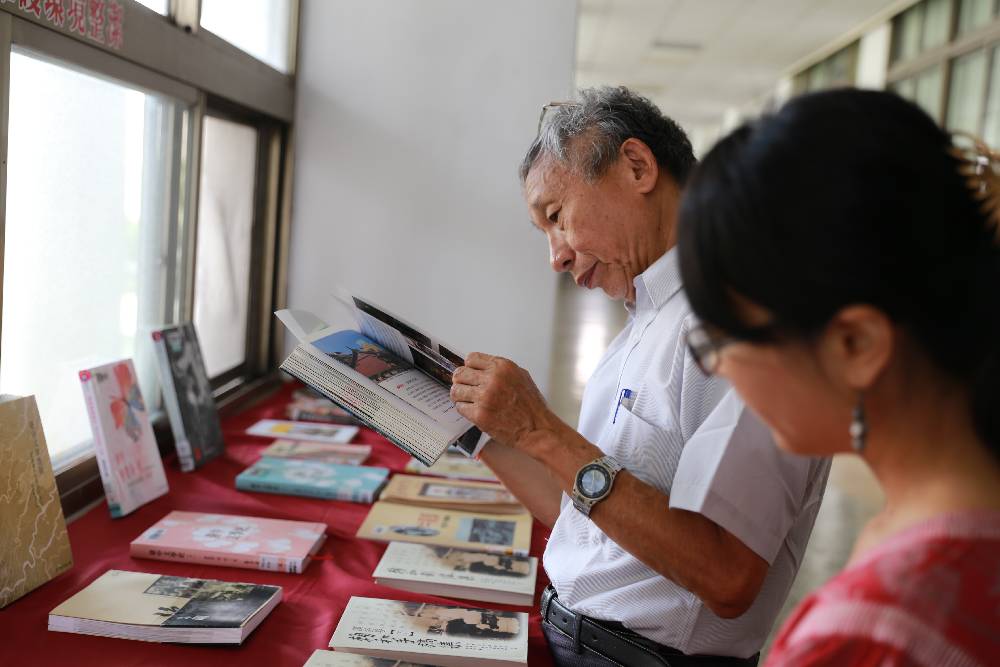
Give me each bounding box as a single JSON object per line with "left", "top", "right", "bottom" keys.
{"left": 571, "top": 455, "right": 623, "bottom": 516}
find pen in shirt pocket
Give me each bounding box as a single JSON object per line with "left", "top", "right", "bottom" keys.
{"left": 613, "top": 388, "right": 637, "bottom": 423}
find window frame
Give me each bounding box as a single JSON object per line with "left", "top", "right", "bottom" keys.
{"left": 0, "top": 0, "right": 299, "bottom": 519}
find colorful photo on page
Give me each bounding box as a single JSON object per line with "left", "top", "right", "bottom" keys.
{"left": 313, "top": 331, "right": 410, "bottom": 383}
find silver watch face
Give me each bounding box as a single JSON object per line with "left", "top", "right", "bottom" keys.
{"left": 578, "top": 465, "right": 610, "bottom": 498}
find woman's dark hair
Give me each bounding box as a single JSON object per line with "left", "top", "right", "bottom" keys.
{"left": 677, "top": 88, "right": 1000, "bottom": 456}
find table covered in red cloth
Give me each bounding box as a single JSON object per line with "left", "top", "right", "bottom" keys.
{"left": 0, "top": 382, "right": 555, "bottom": 666}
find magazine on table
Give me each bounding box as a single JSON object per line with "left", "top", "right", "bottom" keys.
{"left": 405, "top": 453, "right": 499, "bottom": 483}
{"left": 260, "top": 439, "right": 372, "bottom": 466}
{"left": 276, "top": 293, "right": 486, "bottom": 467}
{"left": 236, "top": 458, "right": 389, "bottom": 503}
{"left": 373, "top": 542, "right": 537, "bottom": 607}
{"left": 357, "top": 502, "right": 532, "bottom": 556}
{"left": 328, "top": 596, "right": 528, "bottom": 667}
{"left": 79, "top": 359, "right": 169, "bottom": 518}
{"left": 379, "top": 474, "right": 523, "bottom": 514}
{"left": 247, "top": 419, "right": 359, "bottom": 444}
{"left": 48, "top": 570, "right": 281, "bottom": 644}
{"left": 130, "top": 511, "right": 327, "bottom": 574}
{"left": 303, "top": 650, "right": 434, "bottom": 666}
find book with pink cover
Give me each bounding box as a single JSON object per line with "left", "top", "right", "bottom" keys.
{"left": 131, "top": 511, "right": 327, "bottom": 574}
{"left": 79, "top": 359, "right": 169, "bottom": 518}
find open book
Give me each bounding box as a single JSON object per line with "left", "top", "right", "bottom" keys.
{"left": 277, "top": 294, "right": 484, "bottom": 466}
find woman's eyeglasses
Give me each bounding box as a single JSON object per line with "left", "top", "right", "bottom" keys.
{"left": 684, "top": 324, "right": 736, "bottom": 376}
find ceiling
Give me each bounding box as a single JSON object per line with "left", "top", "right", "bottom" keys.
{"left": 576, "top": 0, "right": 911, "bottom": 138}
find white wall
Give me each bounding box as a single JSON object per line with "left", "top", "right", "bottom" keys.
{"left": 288, "top": 0, "right": 579, "bottom": 396}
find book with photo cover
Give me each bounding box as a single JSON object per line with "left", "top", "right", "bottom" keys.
{"left": 379, "top": 474, "right": 523, "bottom": 514}
{"left": 151, "top": 323, "right": 224, "bottom": 472}
{"left": 357, "top": 502, "right": 532, "bottom": 556}
{"left": 247, "top": 419, "right": 359, "bottom": 444}
{"left": 276, "top": 294, "right": 485, "bottom": 467}
{"left": 328, "top": 596, "right": 528, "bottom": 667}
{"left": 130, "top": 511, "right": 327, "bottom": 574}
{"left": 79, "top": 359, "right": 169, "bottom": 518}
{"left": 303, "top": 649, "right": 434, "bottom": 666}
{"left": 373, "top": 542, "right": 537, "bottom": 607}
{"left": 48, "top": 569, "right": 281, "bottom": 644}
{"left": 236, "top": 457, "right": 389, "bottom": 503}
{"left": 405, "top": 454, "right": 499, "bottom": 483}
{"left": 261, "top": 439, "right": 371, "bottom": 466}
{"left": 0, "top": 395, "right": 74, "bottom": 609}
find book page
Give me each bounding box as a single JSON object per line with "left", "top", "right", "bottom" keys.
{"left": 311, "top": 331, "right": 466, "bottom": 427}
{"left": 374, "top": 543, "right": 537, "bottom": 596}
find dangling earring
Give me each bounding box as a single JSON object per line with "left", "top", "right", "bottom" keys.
{"left": 849, "top": 393, "right": 867, "bottom": 454}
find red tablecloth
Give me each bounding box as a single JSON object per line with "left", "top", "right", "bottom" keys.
{"left": 0, "top": 382, "right": 555, "bottom": 666}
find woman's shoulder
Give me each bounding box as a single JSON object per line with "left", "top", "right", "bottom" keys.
{"left": 766, "top": 511, "right": 1000, "bottom": 666}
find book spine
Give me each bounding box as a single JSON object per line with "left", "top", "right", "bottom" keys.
{"left": 79, "top": 374, "right": 127, "bottom": 518}
{"left": 152, "top": 332, "right": 195, "bottom": 472}
{"left": 237, "top": 475, "right": 372, "bottom": 503}
{"left": 130, "top": 543, "right": 306, "bottom": 574}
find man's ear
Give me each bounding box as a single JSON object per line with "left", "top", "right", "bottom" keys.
{"left": 619, "top": 138, "right": 659, "bottom": 194}
{"left": 817, "top": 305, "right": 894, "bottom": 391}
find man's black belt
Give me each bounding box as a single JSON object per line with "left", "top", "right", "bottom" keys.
{"left": 541, "top": 585, "right": 759, "bottom": 667}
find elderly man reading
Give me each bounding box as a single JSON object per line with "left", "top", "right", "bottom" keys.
{"left": 450, "top": 87, "right": 831, "bottom": 667}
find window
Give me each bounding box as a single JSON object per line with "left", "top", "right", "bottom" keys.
{"left": 200, "top": 0, "right": 294, "bottom": 73}
{"left": 1, "top": 49, "right": 189, "bottom": 468}
{"left": 0, "top": 1, "right": 296, "bottom": 516}
{"left": 886, "top": 0, "right": 1000, "bottom": 139}
{"left": 193, "top": 116, "right": 259, "bottom": 379}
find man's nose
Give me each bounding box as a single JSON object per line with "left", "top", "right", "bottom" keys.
{"left": 549, "top": 235, "right": 574, "bottom": 273}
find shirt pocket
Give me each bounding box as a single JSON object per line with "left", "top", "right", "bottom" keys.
{"left": 603, "top": 404, "right": 684, "bottom": 495}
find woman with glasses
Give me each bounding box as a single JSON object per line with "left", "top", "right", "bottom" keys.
{"left": 678, "top": 88, "right": 1000, "bottom": 665}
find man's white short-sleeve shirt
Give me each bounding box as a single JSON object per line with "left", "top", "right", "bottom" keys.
{"left": 542, "top": 249, "right": 831, "bottom": 658}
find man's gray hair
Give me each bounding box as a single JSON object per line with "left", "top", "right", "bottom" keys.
{"left": 519, "top": 86, "right": 696, "bottom": 185}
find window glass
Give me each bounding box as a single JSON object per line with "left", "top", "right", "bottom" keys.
{"left": 947, "top": 49, "right": 990, "bottom": 133}
{"left": 200, "top": 0, "right": 293, "bottom": 73}
{"left": 893, "top": 3, "right": 925, "bottom": 63}
{"left": 982, "top": 46, "right": 1000, "bottom": 146}
{"left": 914, "top": 64, "right": 945, "bottom": 121}
{"left": 192, "top": 116, "right": 259, "bottom": 379}
{"left": 922, "top": 0, "right": 953, "bottom": 50}
{"left": 2, "top": 50, "right": 184, "bottom": 467}
{"left": 957, "top": 0, "right": 995, "bottom": 36}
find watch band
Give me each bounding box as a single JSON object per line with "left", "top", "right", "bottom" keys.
{"left": 571, "top": 455, "right": 623, "bottom": 517}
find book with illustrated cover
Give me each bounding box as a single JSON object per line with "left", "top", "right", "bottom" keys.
{"left": 303, "top": 650, "right": 433, "bottom": 666}
{"left": 357, "top": 502, "right": 532, "bottom": 556}
{"left": 379, "top": 475, "right": 523, "bottom": 514}
{"left": 151, "top": 324, "right": 224, "bottom": 472}
{"left": 130, "top": 511, "right": 327, "bottom": 574}
{"left": 373, "top": 542, "right": 537, "bottom": 607}
{"left": 261, "top": 439, "right": 371, "bottom": 466}
{"left": 405, "top": 454, "right": 499, "bottom": 483}
{"left": 79, "top": 359, "right": 169, "bottom": 518}
{"left": 247, "top": 419, "right": 359, "bottom": 444}
{"left": 236, "top": 458, "right": 389, "bottom": 503}
{"left": 48, "top": 570, "right": 281, "bottom": 644}
{"left": 329, "top": 596, "right": 528, "bottom": 667}
{"left": 276, "top": 294, "right": 485, "bottom": 468}
{"left": 0, "top": 395, "right": 74, "bottom": 609}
